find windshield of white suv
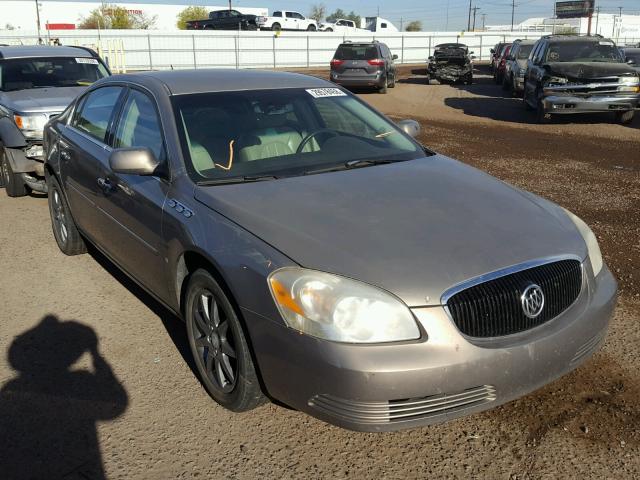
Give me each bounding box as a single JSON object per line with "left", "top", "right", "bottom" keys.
{"left": 0, "top": 57, "right": 109, "bottom": 92}
{"left": 544, "top": 41, "right": 623, "bottom": 63}
{"left": 174, "top": 88, "right": 425, "bottom": 182}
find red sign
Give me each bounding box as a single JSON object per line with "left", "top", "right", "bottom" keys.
{"left": 46, "top": 23, "right": 76, "bottom": 30}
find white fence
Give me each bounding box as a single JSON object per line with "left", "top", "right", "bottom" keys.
{"left": 1, "top": 30, "right": 639, "bottom": 71}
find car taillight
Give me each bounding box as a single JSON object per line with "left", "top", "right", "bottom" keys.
{"left": 367, "top": 59, "right": 385, "bottom": 66}
{"left": 331, "top": 59, "right": 344, "bottom": 67}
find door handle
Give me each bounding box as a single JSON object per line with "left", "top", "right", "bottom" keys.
{"left": 97, "top": 177, "right": 115, "bottom": 193}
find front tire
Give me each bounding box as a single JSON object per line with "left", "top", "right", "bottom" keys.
{"left": 185, "top": 269, "right": 265, "bottom": 412}
{"left": 47, "top": 175, "right": 87, "bottom": 255}
{"left": 271, "top": 22, "right": 281, "bottom": 31}
{"left": 1, "top": 148, "right": 27, "bottom": 197}
{"left": 615, "top": 110, "right": 635, "bottom": 125}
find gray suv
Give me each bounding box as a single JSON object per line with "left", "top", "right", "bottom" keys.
{"left": 0, "top": 45, "right": 110, "bottom": 196}
{"left": 503, "top": 39, "right": 535, "bottom": 95}
{"left": 44, "top": 69, "right": 615, "bottom": 432}
{"left": 523, "top": 35, "right": 639, "bottom": 124}
{"left": 330, "top": 41, "right": 397, "bottom": 93}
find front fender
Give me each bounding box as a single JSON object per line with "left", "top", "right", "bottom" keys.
{"left": 0, "top": 116, "right": 26, "bottom": 148}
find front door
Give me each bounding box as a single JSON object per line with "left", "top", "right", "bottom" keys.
{"left": 95, "top": 87, "right": 170, "bottom": 298}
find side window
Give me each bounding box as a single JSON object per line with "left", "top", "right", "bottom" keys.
{"left": 113, "top": 89, "right": 164, "bottom": 162}
{"left": 286, "top": 12, "right": 295, "bottom": 18}
{"left": 73, "top": 86, "right": 122, "bottom": 142}
{"left": 273, "top": 11, "right": 282, "bottom": 17}
{"left": 381, "top": 23, "right": 387, "bottom": 29}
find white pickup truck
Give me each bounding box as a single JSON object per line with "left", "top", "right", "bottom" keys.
{"left": 259, "top": 11, "right": 318, "bottom": 31}
{"left": 319, "top": 19, "right": 364, "bottom": 33}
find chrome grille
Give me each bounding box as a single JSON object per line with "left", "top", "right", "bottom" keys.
{"left": 446, "top": 259, "right": 582, "bottom": 338}
{"left": 309, "top": 385, "right": 496, "bottom": 424}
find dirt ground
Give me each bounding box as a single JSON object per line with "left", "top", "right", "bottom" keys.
{"left": 0, "top": 66, "right": 639, "bottom": 480}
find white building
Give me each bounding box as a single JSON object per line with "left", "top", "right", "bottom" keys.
{"left": 0, "top": 1, "right": 268, "bottom": 32}
{"left": 486, "top": 13, "right": 640, "bottom": 41}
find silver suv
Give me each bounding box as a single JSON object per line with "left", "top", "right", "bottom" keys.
{"left": 0, "top": 45, "right": 110, "bottom": 196}
{"left": 503, "top": 39, "right": 536, "bottom": 96}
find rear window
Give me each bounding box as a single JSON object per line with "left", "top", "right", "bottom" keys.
{"left": 517, "top": 44, "right": 534, "bottom": 59}
{"left": 334, "top": 45, "right": 379, "bottom": 61}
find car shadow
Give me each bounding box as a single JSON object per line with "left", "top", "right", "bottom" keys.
{"left": 0, "top": 314, "right": 128, "bottom": 480}
{"left": 86, "top": 245, "right": 198, "bottom": 377}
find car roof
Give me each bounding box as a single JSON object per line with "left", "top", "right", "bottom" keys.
{"left": 105, "top": 69, "right": 332, "bottom": 96}
{"left": 435, "top": 43, "right": 467, "bottom": 48}
{"left": 0, "top": 45, "right": 95, "bottom": 59}
{"left": 542, "top": 35, "right": 614, "bottom": 43}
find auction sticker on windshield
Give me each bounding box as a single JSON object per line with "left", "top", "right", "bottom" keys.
{"left": 306, "top": 88, "right": 347, "bottom": 98}
{"left": 75, "top": 57, "right": 99, "bottom": 64}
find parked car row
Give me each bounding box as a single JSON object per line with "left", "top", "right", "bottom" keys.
{"left": 490, "top": 35, "right": 640, "bottom": 124}
{"left": 0, "top": 44, "right": 618, "bottom": 434}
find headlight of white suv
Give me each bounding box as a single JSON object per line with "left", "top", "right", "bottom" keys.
{"left": 563, "top": 208, "right": 603, "bottom": 277}
{"left": 268, "top": 268, "right": 421, "bottom": 343}
{"left": 14, "top": 113, "right": 49, "bottom": 139}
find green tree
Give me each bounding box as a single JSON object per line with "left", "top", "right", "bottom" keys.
{"left": 405, "top": 20, "right": 422, "bottom": 32}
{"left": 326, "top": 9, "right": 361, "bottom": 25}
{"left": 176, "top": 6, "right": 209, "bottom": 30}
{"left": 78, "top": 4, "right": 157, "bottom": 29}
{"left": 308, "top": 4, "right": 326, "bottom": 23}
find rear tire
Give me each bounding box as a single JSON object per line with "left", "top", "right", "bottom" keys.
{"left": 272, "top": 23, "right": 281, "bottom": 31}
{"left": 615, "top": 110, "right": 635, "bottom": 125}
{"left": 325, "top": 27, "right": 333, "bottom": 32}
{"left": 502, "top": 74, "right": 510, "bottom": 91}
{"left": 388, "top": 73, "right": 396, "bottom": 88}
{"left": 0, "top": 145, "right": 5, "bottom": 188}
{"left": 1, "top": 148, "right": 28, "bottom": 197}
{"left": 523, "top": 84, "right": 534, "bottom": 111}
{"left": 307, "top": 24, "right": 316, "bottom": 31}
{"left": 185, "top": 269, "right": 266, "bottom": 412}
{"left": 378, "top": 77, "right": 388, "bottom": 94}
{"left": 47, "top": 175, "right": 87, "bottom": 255}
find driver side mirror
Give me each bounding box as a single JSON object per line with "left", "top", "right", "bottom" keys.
{"left": 428, "top": 56, "right": 434, "bottom": 61}
{"left": 396, "top": 119, "right": 421, "bottom": 138}
{"left": 392, "top": 54, "right": 398, "bottom": 60}
{"left": 469, "top": 51, "right": 475, "bottom": 54}
{"left": 109, "top": 147, "right": 160, "bottom": 176}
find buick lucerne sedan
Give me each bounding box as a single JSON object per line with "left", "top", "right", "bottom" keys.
{"left": 43, "top": 70, "right": 617, "bottom": 432}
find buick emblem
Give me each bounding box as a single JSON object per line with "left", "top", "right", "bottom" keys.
{"left": 521, "top": 284, "right": 545, "bottom": 319}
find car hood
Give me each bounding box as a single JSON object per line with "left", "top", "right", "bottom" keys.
{"left": 194, "top": 155, "right": 586, "bottom": 307}
{"left": 0, "top": 86, "right": 86, "bottom": 113}
{"left": 545, "top": 62, "right": 637, "bottom": 80}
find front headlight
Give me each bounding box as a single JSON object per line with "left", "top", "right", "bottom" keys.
{"left": 14, "top": 113, "right": 49, "bottom": 139}
{"left": 268, "top": 268, "right": 421, "bottom": 343}
{"left": 618, "top": 85, "right": 640, "bottom": 93}
{"left": 563, "top": 208, "right": 603, "bottom": 277}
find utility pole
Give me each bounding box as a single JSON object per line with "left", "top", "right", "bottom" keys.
{"left": 472, "top": 7, "right": 480, "bottom": 31}
{"left": 511, "top": 0, "right": 515, "bottom": 31}
{"left": 228, "top": 0, "right": 232, "bottom": 10}
{"left": 400, "top": 17, "right": 403, "bottom": 30}
{"left": 481, "top": 13, "right": 487, "bottom": 31}
{"left": 34, "top": 0, "right": 43, "bottom": 44}
{"left": 594, "top": 6, "right": 600, "bottom": 35}
{"left": 618, "top": 6, "right": 622, "bottom": 16}
{"left": 467, "top": 0, "right": 472, "bottom": 31}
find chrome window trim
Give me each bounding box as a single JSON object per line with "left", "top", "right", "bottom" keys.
{"left": 440, "top": 254, "right": 585, "bottom": 305}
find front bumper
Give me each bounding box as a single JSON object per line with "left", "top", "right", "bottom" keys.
{"left": 331, "top": 71, "right": 385, "bottom": 88}
{"left": 246, "top": 264, "right": 617, "bottom": 432}
{"left": 542, "top": 93, "right": 639, "bottom": 113}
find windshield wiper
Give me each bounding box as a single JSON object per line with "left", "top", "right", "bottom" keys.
{"left": 304, "top": 159, "right": 396, "bottom": 176}
{"left": 196, "top": 175, "right": 278, "bottom": 186}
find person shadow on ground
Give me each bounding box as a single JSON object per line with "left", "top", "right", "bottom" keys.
{"left": 0, "top": 315, "right": 128, "bottom": 480}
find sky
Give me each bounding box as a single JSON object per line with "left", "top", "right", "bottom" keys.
{"left": 27, "top": 0, "right": 640, "bottom": 30}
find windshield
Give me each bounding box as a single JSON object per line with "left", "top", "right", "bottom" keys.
{"left": 173, "top": 88, "right": 424, "bottom": 182}
{"left": 517, "top": 44, "right": 534, "bottom": 59}
{"left": 626, "top": 51, "right": 640, "bottom": 64}
{"left": 0, "top": 56, "right": 109, "bottom": 92}
{"left": 334, "top": 45, "right": 378, "bottom": 60}
{"left": 545, "top": 41, "right": 623, "bottom": 63}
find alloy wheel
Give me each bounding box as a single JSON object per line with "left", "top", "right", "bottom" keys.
{"left": 51, "top": 189, "right": 68, "bottom": 244}
{"left": 192, "top": 290, "right": 237, "bottom": 393}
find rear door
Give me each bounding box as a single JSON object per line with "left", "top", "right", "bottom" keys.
{"left": 59, "top": 85, "right": 125, "bottom": 244}
{"left": 334, "top": 44, "right": 380, "bottom": 76}
{"left": 95, "top": 87, "right": 171, "bottom": 297}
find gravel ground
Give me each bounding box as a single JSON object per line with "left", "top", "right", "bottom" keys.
{"left": 0, "top": 68, "right": 639, "bottom": 480}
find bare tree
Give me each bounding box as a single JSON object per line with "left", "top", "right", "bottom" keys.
{"left": 309, "top": 4, "right": 327, "bottom": 23}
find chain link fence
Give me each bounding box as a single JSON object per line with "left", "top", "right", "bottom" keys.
{"left": 1, "top": 30, "right": 639, "bottom": 71}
